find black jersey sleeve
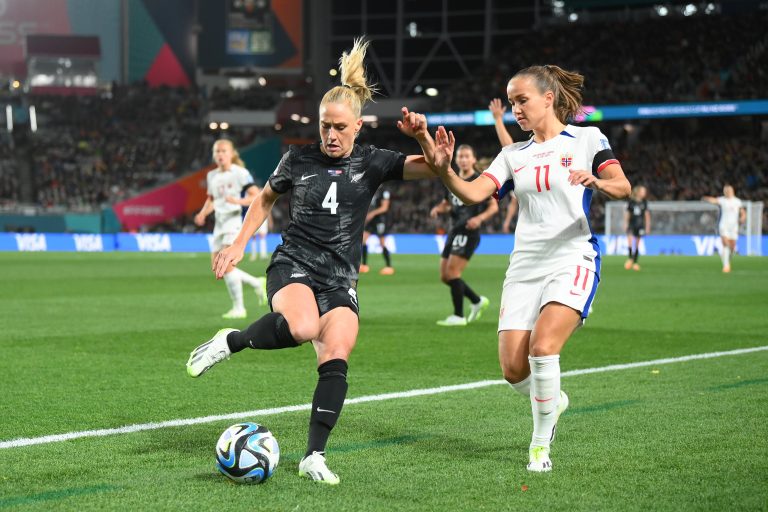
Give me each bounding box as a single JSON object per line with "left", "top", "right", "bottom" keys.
{"left": 369, "top": 146, "right": 406, "bottom": 182}
{"left": 268, "top": 150, "right": 293, "bottom": 194}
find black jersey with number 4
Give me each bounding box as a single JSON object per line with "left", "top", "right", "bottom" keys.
{"left": 446, "top": 172, "right": 486, "bottom": 232}
{"left": 268, "top": 142, "right": 406, "bottom": 284}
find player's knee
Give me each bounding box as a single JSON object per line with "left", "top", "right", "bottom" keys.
{"left": 501, "top": 361, "right": 528, "bottom": 384}
{"left": 529, "top": 339, "right": 558, "bottom": 357}
{"left": 286, "top": 317, "right": 320, "bottom": 342}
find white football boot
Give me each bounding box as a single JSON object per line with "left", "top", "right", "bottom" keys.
{"left": 527, "top": 445, "right": 552, "bottom": 473}
{"left": 467, "top": 296, "right": 490, "bottom": 323}
{"left": 436, "top": 315, "right": 467, "bottom": 327}
{"left": 186, "top": 328, "right": 236, "bottom": 377}
{"left": 222, "top": 308, "right": 247, "bottom": 319}
{"left": 298, "top": 452, "right": 340, "bottom": 485}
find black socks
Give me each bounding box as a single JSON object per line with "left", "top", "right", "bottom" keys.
{"left": 447, "top": 278, "right": 481, "bottom": 317}
{"left": 226, "top": 312, "right": 298, "bottom": 353}
{"left": 382, "top": 247, "right": 392, "bottom": 267}
{"left": 306, "top": 359, "right": 348, "bottom": 456}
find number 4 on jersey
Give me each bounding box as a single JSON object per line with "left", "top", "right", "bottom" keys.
{"left": 322, "top": 182, "right": 339, "bottom": 214}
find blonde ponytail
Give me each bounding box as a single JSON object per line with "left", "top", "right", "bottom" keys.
{"left": 321, "top": 37, "right": 377, "bottom": 118}
{"left": 513, "top": 65, "right": 584, "bottom": 124}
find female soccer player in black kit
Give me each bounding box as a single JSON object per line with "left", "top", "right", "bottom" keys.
{"left": 624, "top": 185, "right": 650, "bottom": 271}
{"left": 430, "top": 144, "right": 497, "bottom": 326}
{"left": 186, "top": 38, "right": 437, "bottom": 485}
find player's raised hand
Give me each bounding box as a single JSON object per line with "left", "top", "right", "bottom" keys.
{"left": 433, "top": 126, "right": 455, "bottom": 174}
{"left": 568, "top": 169, "right": 600, "bottom": 190}
{"left": 213, "top": 244, "right": 245, "bottom": 279}
{"left": 488, "top": 98, "right": 507, "bottom": 120}
{"left": 397, "top": 107, "right": 428, "bottom": 139}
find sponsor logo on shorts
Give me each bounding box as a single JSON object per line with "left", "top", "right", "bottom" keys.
{"left": 290, "top": 273, "right": 306, "bottom": 278}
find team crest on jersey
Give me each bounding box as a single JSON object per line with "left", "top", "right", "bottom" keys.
{"left": 327, "top": 169, "right": 343, "bottom": 176}
{"left": 560, "top": 153, "right": 573, "bottom": 168}
{"left": 600, "top": 138, "right": 611, "bottom": 150}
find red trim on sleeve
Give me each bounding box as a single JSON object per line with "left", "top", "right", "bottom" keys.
{"left": 597, "top": 159, "right": 620, "bottom": 173}
{"left": 482, "top": 172, "right": 501, "bottom": 190}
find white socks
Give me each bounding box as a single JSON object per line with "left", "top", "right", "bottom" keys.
{"left": 232, "top": 268, "right": 261, "bottom": 290}
{"left": 529, "top": 355, "right": 561, "bottom": 448}
{"left": 259, "top": 237, "right": 267, "bottom": 258}
{"left": 223, "top": 271, "right": 244, "bottom": 310}
{"left": 721, "top": 246, "right": 731, "bottom": 267}
{"left": 509, "top": 374, "right": 531, "bottom": 397}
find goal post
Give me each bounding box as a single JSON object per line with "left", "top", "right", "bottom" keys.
{"left": 605, "top": 200, "right": 764, "bottom": 256}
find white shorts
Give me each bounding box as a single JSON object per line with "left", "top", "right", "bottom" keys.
{"left": 211, "top": 231, "right": 238, "bottom": 252}
{"left": 718, "top": 224, "right": 738, "bottom": 241}
{"left": 498, "top": 265, "right": 599, "bottom": 331}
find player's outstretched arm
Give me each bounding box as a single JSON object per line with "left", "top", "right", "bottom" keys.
{"left": 568, "top": 164, "right": 631, "bottom": 200}
{"left": 489, "top": 98, "right": 514, "bottom": 148}
{"left": 433, "top": 126, "right": 496, "bottom": 205}
{"left": 702, "top": 196, "right": 719, "bottom": 205}
{"left": 213, "top": 184, "right": 281, "bottom": 279}
{"left": 397, "top": 107, "right": 440, "bottom": 180}
{"left": 430, "top": 199, "right": 451, "bottom": 218}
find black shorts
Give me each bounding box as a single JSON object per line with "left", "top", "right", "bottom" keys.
{"left": 265, "top": 261, "right": 359, "bottom": 316}
{"left": 364, "top": 219, "right": 388, "bottom": 237}
{"left": 441, "top": 230, "right": 481, "bottom": 260}
{"left": 628, "top": 225, "right": 645, "bottom": 237}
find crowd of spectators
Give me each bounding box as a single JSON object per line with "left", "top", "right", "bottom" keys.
{"left": 0, "top": 141, "right": 21, "bottom": 207}
{"left": 438, "top": 11, "right": 767, "bottom": 111}
{"left": 29, "top": 84, "right": 204, "bottom": 211}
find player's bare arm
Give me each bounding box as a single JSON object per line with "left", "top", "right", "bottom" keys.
{"left": 466, "top": 197, "right": 499, "bottom": 230}
{"left": 214, "top": 184, "right": 281, "bottom": 278}
{"left": 489, "top": 98, "right": 514, "bottom": 147}
{"left": 398, "top": 107, "right": 439, "bottom": 180}
{"left": 568, "top": 163, "right": 631, "bottom": 200}
{"left": 433, "top": 126, "right": 497, "bottom": 205}
{"left": 430, "top": 199, "right": 451, "bottom": 218}
{"left": 195, "top": 196, "right": 215, "bottom": 226}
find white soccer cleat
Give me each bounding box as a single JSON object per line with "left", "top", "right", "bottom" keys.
{"left": 550, "top": 390, "right": 569, "bottom": 442}
{"left": 222, "top": 308, "right": 247, "bottom": 319}
{"left": 186, "top": 328, "right": 236, "bottom": 378}
{"left": 254, "top": 277, "right": 268, "bottom": 306}
{"left": 298, "top": 451, "right": 340, "bottom": 485}
{"left": 436, "top": 315, "right": 467, "bottom": 327}
{"left": 527, "top": 445, "right": 552, "bottom": 472}
{"left": 467, "top": 296, "right": 490, "bottom": 323}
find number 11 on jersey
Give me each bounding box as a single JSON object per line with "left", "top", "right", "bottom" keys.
{"left": 322, "top": 182, "right": 339, "bottom": 214}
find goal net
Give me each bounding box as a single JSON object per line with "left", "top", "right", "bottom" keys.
{"left": 605, "top": 201, "right": 764, "bottom": 256}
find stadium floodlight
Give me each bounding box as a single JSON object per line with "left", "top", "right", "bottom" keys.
{"left": 655, "top": 5, "right": 669, "bottom": 16}
{"left": 425, "top": 87, "right": 439, "bottom": 97}
{"left": 683, "top": 4, "right": 697, "bottom": 16}
{"left": 300, "top": 116, "right": 310, "bottom": 124}
{"left": 290, "top": 113, "right": 300, "bottom": 121}
{"left": 284, "top": 90, "right": 294, "bottom": 98}
{"left": 414, "top": 85, "right": 423, "bottom": 94}
{"left": 209, "top": 122, "right": 218, "bottom": 130}
{"left": 5, "top": 105, "right": 12, "bottom": 132}
{"left": 705, "top": 3, "right": 716, "bottom": 14}
{"left": 11, "top": 80, "right": 20, "bottom": 89}
{"left": 274, "top": 123, "right": 282, "bottom": 131}
{"left": 568, "top": 13, "right": 579, "bottom": 22}
{"left": 258, "top": 76, "right": 267, "bottom": 86}
{"left": 220, "top": 122, "right": 229, "bottom": 130}
{"left": 329, "top": 68, "right": 338, "bottom": 77}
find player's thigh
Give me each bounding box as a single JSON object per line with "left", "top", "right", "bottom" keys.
{"left": 444, "top": 254, "right": 469, "bottom": 280}
{"left": 271, "top": 283, "right": 321, "bottom": 343}
{"left": 499, "top": 329, "right": 532, "bottom": 382}
{"left": 529, "top": 303, "right": 582, "bottom": 357}
{"left": 313, "top": 307, "right": 360, "bottom": 365}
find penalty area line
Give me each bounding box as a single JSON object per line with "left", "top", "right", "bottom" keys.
{"left": 1, "top": 345, "right": 766, "bottom": 450}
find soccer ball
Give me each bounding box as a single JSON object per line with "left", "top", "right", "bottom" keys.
{"left": 215, "top": 422, "right": 280, "bottom": 484}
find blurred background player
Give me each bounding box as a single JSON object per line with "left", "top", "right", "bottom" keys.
{"left": 429, "top": 64, "right": 631, "bottom": 473}
{"left": 187, "top": 38, "right": 441, "bottom": 485}
{"left": 703, "top": 184, "right": 746, "bottom": 273}
{"left": 430, "top": 144, "right": 496, "bottom": 326}
{"left": 247, "top": 183, "right": 272, "bottom": 261}
{"left": 360, "top": 187, "right": 394, "bottom": 275}
{"left": 194, "top": 139, "right": 266, "bottom": 319}
{"left": 624, "top": 185, "right": 651, "bottom": 271}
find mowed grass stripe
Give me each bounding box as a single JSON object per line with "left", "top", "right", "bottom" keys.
{"left": 2, "top": 345, "right": 765, "bottom": 450}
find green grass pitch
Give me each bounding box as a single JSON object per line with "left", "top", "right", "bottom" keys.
{"left": 0, "top": 252, "right": 766, "bottom": 511}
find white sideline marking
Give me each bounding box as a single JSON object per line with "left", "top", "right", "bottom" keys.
{"left": 1, "top": 345, "right": 766, "bottom": 450}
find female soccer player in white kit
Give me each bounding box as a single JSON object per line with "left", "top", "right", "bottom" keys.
{"left": 430, "top": 65, "right": 631, "bottom": 472}
{"left": 195, "top": 139, "right": 266, "bottom": 318}
{"left": 702, "top": 185, "right": 745, "bottom": 273}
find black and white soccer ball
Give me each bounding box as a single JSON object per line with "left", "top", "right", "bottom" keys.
{"left": 215, "top": 422, "right": 280, "bottom": 484}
